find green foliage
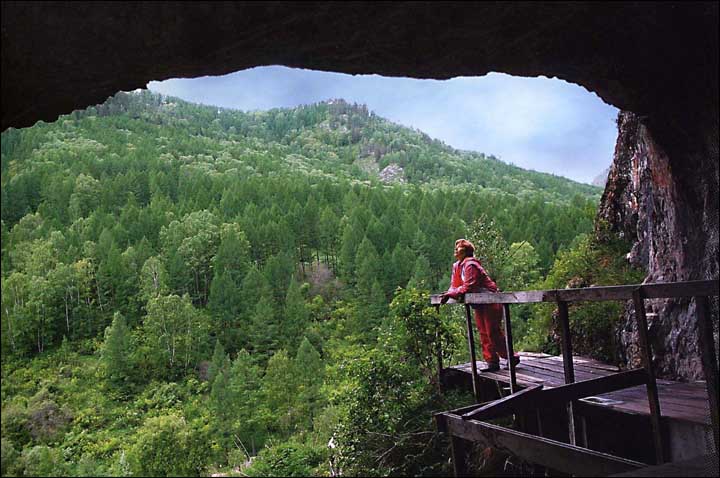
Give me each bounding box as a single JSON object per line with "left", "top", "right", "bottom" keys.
{"left": 519, "top": 234, "right": 645, "bottom": 362}
{"left": 100, "top": 312, "right": 132, "bottom": 386}
{"left": 207, "top": 339, "right": 228, "bottom": 385}
{"left": 283, "top": 277, "right": 310, "bottom": 353}
{"left": 244, "top": 440, "right": 326, "bottom": 477}
{"left": 294, "top": 337, "right": 325, "bottom": 430}
{"left": 0, "top": 90, "right": 607, "bottom": 476}
{"left": 385, "top": 287, "right": 456, "bottom": 383}
{"left": 20, "top": 444, "right": 67, "bottom": 477}
{"left": 128, "top": 413, "right": 211, "bottom": 476}
{"left": 143, "top": 294, "right": 209, "bottom": 379}
{"left": 1, "top": 437, "right": 20, "bottom": 476}
{"left": 261, "top": 350, "right": 300, "bottom": 437}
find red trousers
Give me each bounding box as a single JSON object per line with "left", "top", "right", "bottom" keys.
{"left": 473, "top": 303, "right": 509, "bottom": 363}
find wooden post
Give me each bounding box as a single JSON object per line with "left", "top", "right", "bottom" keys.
{"left": 557, "top": 300, "right": 578, "bottom": 446}
{"left": 632, "top": 287, "right": 665, "bottom": 464}
{"left": 503, "top": 304, "right": 517, "bottom": 394}
{"left": 435, "top": 305, "right": 444, "bottom": 395}
{"left": 695, "top": 295, "right": 719, "bottom": 453}
{"left": 464, "top": 305, "right": 481, "bottom": 402}
{"left": 450, "top": 436, "right": 468, "bottom": 477}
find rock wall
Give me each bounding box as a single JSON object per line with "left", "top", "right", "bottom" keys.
{"left": 598, "top": 112, "right": 719, "bottom": 380}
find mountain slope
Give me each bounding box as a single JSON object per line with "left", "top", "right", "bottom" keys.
{"left": 2, "top": 90, "right": 599, "bottom": 202}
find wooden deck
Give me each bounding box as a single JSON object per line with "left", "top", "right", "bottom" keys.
{"left": 447, "top": 352, "right": 712, "bottom": 426}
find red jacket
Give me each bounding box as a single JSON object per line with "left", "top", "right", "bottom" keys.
{"left": 446, "top": 257, "right": 498, "bottom": 299}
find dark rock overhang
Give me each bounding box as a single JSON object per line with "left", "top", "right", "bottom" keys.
{"left": 2, "top": 2, "right": 717, "bottom": 142}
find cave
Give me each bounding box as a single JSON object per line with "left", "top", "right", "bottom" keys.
{"left": 2, "top": 2, "right": 717, "bottom": 379}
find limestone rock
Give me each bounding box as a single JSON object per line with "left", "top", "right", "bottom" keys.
{"left": 598, "top": 112, "right": 719, "bottom": 380}
{"left": 378, "top": 164, "right": 405, "bottom": 184}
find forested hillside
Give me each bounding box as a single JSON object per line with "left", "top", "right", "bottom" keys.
{"left": 1, "top": 91, "right": 615, "bottom": 476}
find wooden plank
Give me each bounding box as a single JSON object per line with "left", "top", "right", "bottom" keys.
{"left": 633, "top": 288, "right": 665, "bottom": 464}
{"left": 604, "top": 391, "right": 712, "bottom": 412}
{"left": 430, "top": 280, "right": 718, "bottom": 306}
{"left": 438, "top": 413, "right": 647, "bottom": 476}
{"left": 512, "top": 362, "right": 587, "bottom": 384}
{"left": 595, "top": 388, "right": 712, "bottom": 414}
{"left": 454, "top": 362, "right": 564, "bottom": 386}
{"left": 463, "top": 305, "right": 481, "bottom": 403}
{"left": 611, "top": 453, "right": 719, "bottom": 477}
{"left": 462, "top": 384, "right": 544, "bottom": 421}
{"left": 450, "top": 435, "right": 467, "bottom": 477}
{"left": 523, "top": 361, "right": 607, "bottom": 379}
{"left": 536, "top": 369, "right": 649, "bottom": 407}
{"left": 503, "top": 304, "right": 517, "bottom": 393}
{"left": 695, "top": 295, "right": 719, "bottom": 453}
{"left": 544, "top": 355, "right": 621, "bottom": 372}
{"left": 594, "top": 402, "right": 711, "bottom": 425}
{"left": 557, "top": 299, "right": 578, "bottom": 445}
{"left": 527, "top": 358, "right": 615, "bottom": 378}
{"left": 431, "top": 290, "right": 548, "bottom": 305}
{"left": 442, "top": 400, "right": 498, "bottom": 417}
{"left": 602, "top": 384, "right": 712, "bottom": 406}
{"left": 435, "top": 305, "right": 443, "bottom": 395}
{"left": 641, "top": 280, "right": 719, "bottom": 299}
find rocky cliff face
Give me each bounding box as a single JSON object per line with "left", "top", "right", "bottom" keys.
{"left": 598, "top": 112, "right": 718, "bottom": 380}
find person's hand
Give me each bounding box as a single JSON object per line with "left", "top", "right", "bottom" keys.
{"left": 440, "top": 293, "right": 450, "bottom": 304}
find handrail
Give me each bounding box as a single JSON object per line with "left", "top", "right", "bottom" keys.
{"left": 431, "top": 279, "right": 720, "bottom": 465}
{"left": 430, "top": 279, "right": 719, "bottom": 305}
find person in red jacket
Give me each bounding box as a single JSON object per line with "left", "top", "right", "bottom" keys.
{"left": 441, "top": 239, "right": 519, "bottom": 372}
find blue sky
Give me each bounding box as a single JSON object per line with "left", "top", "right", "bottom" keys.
{"left": 147, "top": 66, "right": 618, "bottom": 184}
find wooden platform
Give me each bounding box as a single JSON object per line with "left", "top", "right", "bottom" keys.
{"left": 447, "top": 352, "right": 712, "bottom": 426}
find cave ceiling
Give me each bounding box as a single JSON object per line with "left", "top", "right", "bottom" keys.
{"left": 2, "top": 2, "right": 718, "bottom": 164}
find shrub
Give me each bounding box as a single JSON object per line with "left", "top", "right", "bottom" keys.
{"left": 244, "top": 440, "right": 326, "bottom": 477}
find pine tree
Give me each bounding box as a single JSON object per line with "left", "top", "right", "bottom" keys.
{"left": 247, "top": 296, "right": 280, "bottom": 365}
{"left": 208, "top": 270, "right": 242, "bottom": 350}
{"left": 282, "top": 276, "right": 309, "bottom": 353}
{"left": 212, "top": 223, "right": 251, "bottom": 285}
{"left": 227, "top": 349, "right": 265, "bottom": 453}
{"left": 101, "top": 312, "right": 131, "bottom": 385}
{"left": 295, "top": 337, "right": 325, "bottom": 429}
{"left": 407, "top": 255, "right": 433, "bottom": 290}
{"left": 239, "top": 267, "right": 274, "bottom": 318}
{"left": 355, "top": 237, "right": 381, "bottom": 300}
{"left": 261, "top": 350, "right": 298, "bottom": 436}
{"left": 207, "top": 339, "right": 227, "bottom": 384}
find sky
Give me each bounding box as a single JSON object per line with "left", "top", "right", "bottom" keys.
{"left": 147, "top": 66, "right": 618, "bottom": 185}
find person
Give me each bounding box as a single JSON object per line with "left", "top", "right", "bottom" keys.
{"left": 440, "top": 239, "right": 519, "bottom": 372}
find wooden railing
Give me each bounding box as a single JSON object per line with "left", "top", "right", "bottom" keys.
{"left": 430, "top": 279, "right": 719, "bottom": 475}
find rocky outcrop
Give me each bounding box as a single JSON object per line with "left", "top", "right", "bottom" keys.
{"left": 591, "top": 167, "right": 610, "bottom": 188}
{"left": 598, "top": 112, "right": 719, "bottom": 380}
{"left": 379, "top": 164, "right": 405, "bottom": 184}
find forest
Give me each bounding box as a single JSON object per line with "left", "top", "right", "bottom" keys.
{"left": 0, "top": 91, "right": 641, "bottom": 476}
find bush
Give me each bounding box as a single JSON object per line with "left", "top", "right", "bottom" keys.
{"left": 128, "top": 413, "right": 211, "bottom": 476}
{"left": 20, "top": 445, "right": 66, "bottom": 477}
{"left": 519, "top": 234, "right": 644, "bottom": 363}
{"left": 1, "top": 438, "right": 20, "bottom": 476}
{"left": 244, "top": 440, "right": 326, "bottom": 477}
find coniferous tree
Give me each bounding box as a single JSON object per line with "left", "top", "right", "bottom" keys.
{"left": 207, "top": 339, "right": 227, "bottom": 385}
{"left": 295, "top": 337, "right": 324, "bottom": 429}
{"left": 261, "top": 350, "right": 298, "bottom": 437}
{"left": 282, "top": 276, "right": 309, "bottom": 353}
{"left": 208, "top": 270, "right": 242, "bottom": 350}
{"left": 227, "top": 349, "right": 265, "bottom": 453}
{"left": 101, "top": 312, "right": 132, "bottom": 385}
{"left": 355, "top": 238, "right": 381, "bottom": 300}
{"left": 407, "top": 255, "right": 433, "bottom": 290}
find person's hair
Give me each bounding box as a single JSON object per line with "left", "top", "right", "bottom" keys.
{"left": 455, "top": 238, "right": 475, "bottom": 256}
